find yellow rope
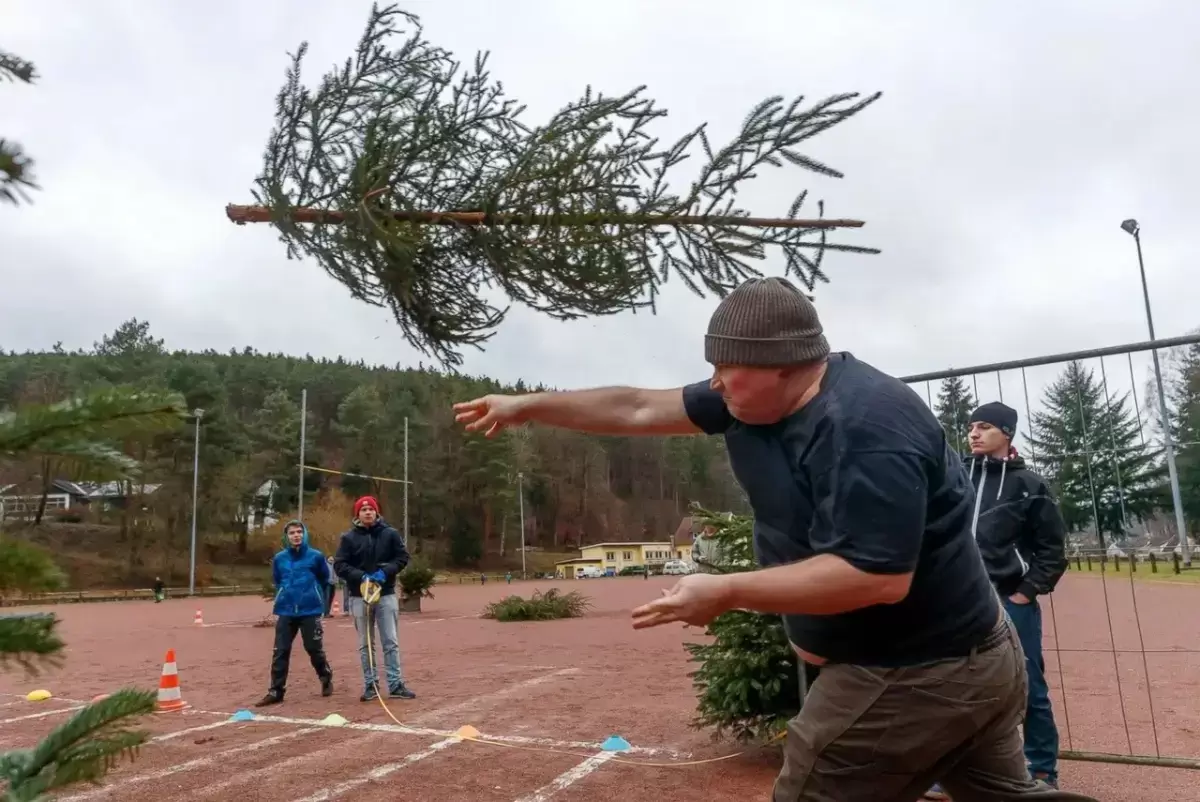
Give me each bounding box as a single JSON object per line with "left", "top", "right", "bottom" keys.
{"left": 359, "top": 585, "right": 785, "bottom": 768}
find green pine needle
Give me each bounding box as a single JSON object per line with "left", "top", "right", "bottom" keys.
{"left": 0, "top": 689, "right": 155, "bottom": 801}
{"left": 683, "top": 505, "right": 801, "bottom": 744}
{"left": 0, "top": 615, "right": 64, "bottom": 675}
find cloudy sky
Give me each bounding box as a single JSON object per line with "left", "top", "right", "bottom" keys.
{"left": 5, "top": 0, "right": 1198, "bottom": 441}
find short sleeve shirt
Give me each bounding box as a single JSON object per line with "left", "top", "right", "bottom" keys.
{"left": 683, "top": 353, "right": 999, "bottom": 666}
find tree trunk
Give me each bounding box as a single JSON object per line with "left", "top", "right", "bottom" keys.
{"left": 33, "top": 458, "right": 54, "bottom": 526}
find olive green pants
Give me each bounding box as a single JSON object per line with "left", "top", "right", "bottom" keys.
{"left": 773, "top": 616, "right": 1098, "bottom": 802}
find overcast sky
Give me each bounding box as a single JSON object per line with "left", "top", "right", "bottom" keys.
{"left": 5, "top": 0, "right": 1198, "bottom": 442}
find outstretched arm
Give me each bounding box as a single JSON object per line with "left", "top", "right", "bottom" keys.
{"left": 454, "top": 383, "right": 729, "bottom": 438}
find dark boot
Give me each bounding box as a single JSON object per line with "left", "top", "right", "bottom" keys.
{"left": 255, "top": 690, "right": 283, "bottom": 707}
{"left": 389, "top": 682, "right": 416, "bottom": 700}
{"left": 321, "top": 674, "right": 334, "bottom": 697}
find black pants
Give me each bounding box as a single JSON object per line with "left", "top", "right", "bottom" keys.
{"left": 269, "top": 615, "right": 332, "bottom": 696}
{"left": 323, "top": 586, "right": 335, "bottom": 616}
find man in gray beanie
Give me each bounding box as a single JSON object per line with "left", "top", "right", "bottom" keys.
{"left": 452, "top": 277, "right": 1095, "bottom": 802}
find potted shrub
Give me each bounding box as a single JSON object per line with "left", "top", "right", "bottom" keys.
{"left": 398, "top": 559, "right": 436, "bottom": 613}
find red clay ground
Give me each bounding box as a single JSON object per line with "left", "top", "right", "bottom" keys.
{"left": 0, "top": 573, "right": 1196, "bottom": 800}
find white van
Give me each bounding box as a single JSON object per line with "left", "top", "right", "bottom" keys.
{"left": 662, "top": 560, "right": 692, "bottom": 576}
{"left": 577, "top": 566, "right": 604, "bottom": 579}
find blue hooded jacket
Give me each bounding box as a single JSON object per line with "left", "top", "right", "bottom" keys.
{"left": 271, "top": 520, "right": 330, "bottom": 617}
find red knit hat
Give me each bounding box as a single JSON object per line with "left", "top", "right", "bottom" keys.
{"left": 354, "top": 495, "right": 380, "bottom": 516}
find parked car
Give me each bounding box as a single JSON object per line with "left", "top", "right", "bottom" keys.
{"left": 577, "top": 566, "right": 604, "bottom": 579}
{"left": 662, "top": 560, "right": 693, "bottom": 576}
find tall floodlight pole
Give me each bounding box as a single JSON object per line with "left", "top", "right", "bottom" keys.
{"left": 518, "top": 471, "right": 527, "bottom": 580}
{"left": 1121, "top": 218, "right": 1191, "bottom": 565}
{"left": 403, "top": 416, "right": 409, "bottom": 547}
{"left": 188, "top": 408, "right": 205, "bottom": 595}
{"left": 298, "top": 388, "right": 307, "bottom": 520}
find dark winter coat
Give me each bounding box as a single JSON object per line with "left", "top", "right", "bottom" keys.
{"left": 271, "top": 520, "right": 331, "bottom": 618}
{"left": 333, "top": 517, "right": 410, "bottom": 598}
{"left": 964, "top": 450, "right": 1068, "bottom": 600}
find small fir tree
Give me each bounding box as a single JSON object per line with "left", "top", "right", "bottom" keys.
{"left": 227, "top": 3, "right": 881, "bottom": 366}
{"left": 683, "top": 506, "right": 805, "bottom": 743}
{"left": 1027, "top": 361, "right": 1166, "bottom": 548}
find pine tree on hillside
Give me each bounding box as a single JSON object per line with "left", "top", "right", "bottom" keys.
{"left": 934, "top": 376, "right": 976, "bottom": 455}
{"left": 1166, "top": 339, "right": 1200, "bottom": 530}
{"left": 1027, "top": 361, "right": 1166, "bottom": 548}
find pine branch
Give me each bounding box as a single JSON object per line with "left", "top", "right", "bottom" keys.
{"left": 1, "top": 49, "right": 39, "bottom": 206}
{"left": 232, "top": 3, "right": 882, "bottom": 366}
{"left": 0, "top": 688, "right": 155, "bottom": 801}
{"left": 0, "top": 388, "right": 187, "bottom": 474}
{"left": 0, "top": 615, "right": 64, "bottom": 675}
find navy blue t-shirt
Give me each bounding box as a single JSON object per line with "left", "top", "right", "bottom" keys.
{"left": 682, "top": 352, "right": 999, "bottom": 667}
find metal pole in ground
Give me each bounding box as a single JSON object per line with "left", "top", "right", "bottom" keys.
{"left": 298, "top": 388, "right": 307, "bottom": 521}
{"left": 518, "top": 471, "right": 527, "bottom": 580}
{"left": 1121, "top": 218, "right": 1190, "bottom": 565}
{"left": 188, "top": 408, "right": 205, "bottom": 596}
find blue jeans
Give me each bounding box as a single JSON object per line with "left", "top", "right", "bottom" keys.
{"left": 349, "top": 594, "right": 403, "bottom": 693}
{"left": 1004, "top": 595, "right": 1059, "bottom": 782}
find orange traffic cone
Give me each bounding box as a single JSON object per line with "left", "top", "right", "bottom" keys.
{"left": 332, "top": 597, "right": 341, "bottom": 616}
{"left": 193, "top": 609, "right": 204, "bottom": 626}
{"left": 155, "top": 649, "right": 188, "bottom": 713}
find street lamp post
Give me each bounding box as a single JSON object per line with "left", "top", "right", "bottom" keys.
{"left": 188, "top": 408, "right": 205, "bottom": 595}
{"left": 518, "top": 471, "right": 527, "bottom": 580}
{"left": 1121, "top": 219, "right": 1191, "bottom": 565}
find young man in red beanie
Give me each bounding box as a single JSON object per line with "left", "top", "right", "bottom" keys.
{"left": 333, "top": 495, "right": 416, "bottom": 702}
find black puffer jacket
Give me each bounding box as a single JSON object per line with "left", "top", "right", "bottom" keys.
{"left": 963, "top": 450, "right": 1068, "bottom": 600}
{"left": 333, "top": 518, "right": 410, "bottom": 598}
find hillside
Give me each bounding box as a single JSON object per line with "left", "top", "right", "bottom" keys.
{"left": 0, "top": 319, "right": 745, "bottom": 585}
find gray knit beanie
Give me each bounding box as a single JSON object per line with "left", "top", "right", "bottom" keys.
{"left": 704, "top": 277, "right": 829, "bottom": 366}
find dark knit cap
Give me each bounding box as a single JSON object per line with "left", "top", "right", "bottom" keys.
{"left": 704, "top": 277, "right": 830, "bottom": 367}
{"left": 970, "top": 402, "right": 1018, "bottom": 439}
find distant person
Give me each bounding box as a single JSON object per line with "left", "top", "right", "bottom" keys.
{"left": 453, "top": 276, "right": 1095, "bottom": 801}
{"left": 152, "top": 576, "right": 165, "bottom": 603}
{"left": 924, "top": 402, "right": 1070, "bottom": 798}
{"left": 256, "top": 520, "right": 334, "bottom": 706}
{"left": 334, "top": 496, "right": 416, "bottom": 702}
{"left": 323, "top": 555, "right": 337, "bottom": 617}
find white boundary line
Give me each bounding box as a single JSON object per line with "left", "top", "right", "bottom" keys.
{"left": 55, "top": 726, "right": 323, "bottom": 801}
{"left": 241, "top": 713, "right": 683, "bottom": 758}
{"left": 0, "top": 692, "right": 686, "bottom": 758}
{"left": 151, "top": 719, "right": 233, "bottom": 743}
{"left": 409, "top": 667, "right": 579, "bottom": 725}
{"left": 294, "top": 736, "right": 462, "bottom": 801}
{"left": 0, "top": 705, "right": 85, "bottom": 725}
{"left": 514, "top": 752, "right": 617, "bottom": 802}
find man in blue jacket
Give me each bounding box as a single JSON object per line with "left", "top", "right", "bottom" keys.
{"left": 334, "top": 496, "right": 416, "bottom": 702}
{"left": 257, "top": 519, "right": 334, "bottom": 706}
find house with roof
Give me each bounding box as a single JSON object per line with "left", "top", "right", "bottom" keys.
{"left": 0, "top": 479, "right": 162, "bottom": 520}
{"left": 554, "top": 521, "right": 696, "bottom": 578}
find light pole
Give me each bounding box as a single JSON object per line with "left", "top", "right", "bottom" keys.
{"left": 298, "top": 389, "right": 307, "bottom": 520}
{"left": 1121, "top": 219, "right": 1191, "bottom": 565}
{"left": 518, "top": 471, "right": 526, "bottom": 580}
{"left": 188, "top": 408, "right": 205, "bottom": 595}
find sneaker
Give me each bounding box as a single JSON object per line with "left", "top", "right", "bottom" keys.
{"left": 1032, "top": 774, "right": 1058, "bottom": 790}
{"left": 321, "top": 675, "right": 334, "bottom": 697}
{"left": 389, "top": 683, "right": 416, "bottom": 700}
{"left": 923, "top": 786, "right": 950, "bottom": 800}
{"left": 360, "top": 687, "right": 380, "bottom": 703}
{"left": 255, "top": 691, "right": 283, "bottom": 707}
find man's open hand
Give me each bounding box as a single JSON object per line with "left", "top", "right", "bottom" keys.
{"left": 631, "top": 574, "right": 736, "bottom": 630}
{"left": 452, "top": 394, "right": 528, "bottom": 437}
